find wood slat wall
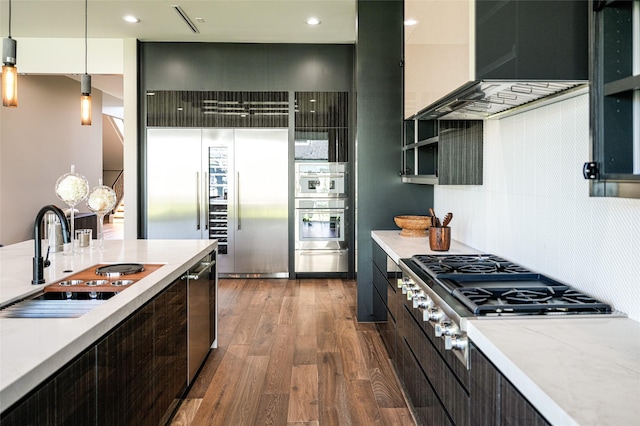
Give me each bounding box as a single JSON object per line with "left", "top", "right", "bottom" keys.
{"left": 438, "top": 120, "right": 484, "bottom": 185}
{"left": 170, "top": 278, "right": 415, "bottom": 426}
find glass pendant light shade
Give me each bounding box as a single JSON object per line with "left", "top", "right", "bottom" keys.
{"left": 2, "top": 37, "right": 18, "bottom": 107}
{"left": 2, "top": 64, "right": 17, "bottom": 107}
{"left": 80, "top": 74, "right": 91, "bottom": 125}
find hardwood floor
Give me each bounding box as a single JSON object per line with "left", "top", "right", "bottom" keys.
{"left": 102, "top": 221, "right": 123, "bottom": 239}
{"left": 170, "top": 278, "right": 415, "bottom": 426}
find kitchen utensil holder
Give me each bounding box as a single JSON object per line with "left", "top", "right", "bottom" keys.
{"left": 429, "top": 227, "right": 451, "bottom": 251}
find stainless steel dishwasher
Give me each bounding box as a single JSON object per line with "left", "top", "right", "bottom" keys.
{"left": 182, "top": 253, "right": 216, "bottom": 384}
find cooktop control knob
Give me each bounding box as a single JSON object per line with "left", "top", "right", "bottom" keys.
{"left": 412, "top": 292, "right": 425, "bottom": 308}
{"left": 397, "top": 278, "right": 406, "bottom": 289}
{"left": 401, "top": 278, "right": 415, "bottom": 294}
{"left": 426, "top": 307, "right": 444, "bottom": 323}
{"left": 406, "top": 284, "right": 420, "bottom": 300}
{"left": 445, "top": 334, "right": 468, "bottom": 352}
{"left": 435, "top": 321, "right": 459, "bottom": 338}
{"left": 414, "top": 294, "right": 434, "bottom": 310}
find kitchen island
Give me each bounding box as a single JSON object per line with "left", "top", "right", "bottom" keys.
{"left": 372, "top": 230, "right": 640, "bottom": 426}
{"left": 0, "top": 238, "right": 217, "bottom": 418}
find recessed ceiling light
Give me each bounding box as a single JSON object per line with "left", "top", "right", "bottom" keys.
{"left": 404, "top": 19, "right": 418, "bottom": 26}
{"left": 306, "top": 17, "right": 321, "bottom": 25}
{"left": 123, "top": 15, "right": 140, "bottom": 23}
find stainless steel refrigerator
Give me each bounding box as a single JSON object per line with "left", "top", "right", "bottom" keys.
{"left": 147, "top": 128, "right": 288, "bottom": 276}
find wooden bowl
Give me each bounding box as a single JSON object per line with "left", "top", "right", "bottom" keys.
{"left": 394, "top": 215, "right": 431, "bottom": 237}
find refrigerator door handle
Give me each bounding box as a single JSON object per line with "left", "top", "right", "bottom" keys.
{"left": 196, "top": 172, "right": 201, "bottom": 230}
{"left": 203, "top": 172, "right": 209, "bottom": 231}
{"left": 236, "top": 172, "right": 241, "bottom": 230}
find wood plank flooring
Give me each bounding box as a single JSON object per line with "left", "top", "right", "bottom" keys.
{"left": 170, "top": 278, "right": 415, "bottom": 426}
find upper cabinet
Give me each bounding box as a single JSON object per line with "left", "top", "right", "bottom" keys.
{"left": 402, "top": 0, "right": 590, "bottom": 185}
{"left": 404, "top": 0, "right": 472, "bottom": 119}
{"left": 588, "top": 0, "right": 640, "bottom": 199}
{"left": 404, "top": 0, "right": 589, "bottom": 121}
{"left": 475, "top": 0, "right": 588, "bottom": 81}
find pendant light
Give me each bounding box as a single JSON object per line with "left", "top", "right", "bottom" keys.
{"left": 2, "top": 0, "right": 18, "bottom": 108}
{"left": 80, "top": 0, "right": 91, "bottom": 125}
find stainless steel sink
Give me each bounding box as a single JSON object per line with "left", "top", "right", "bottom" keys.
{"left": 0, "top": 291, "right": 117, "bottom": 318}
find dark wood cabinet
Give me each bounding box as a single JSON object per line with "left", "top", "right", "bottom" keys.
{"left": 500, "top": 375, "right": 550, "bottom": 426}
{"left": 403, "top": 303, "right": 470, "bottom": 426}
{"left": 152, "top": 278, "right": 189, "bottom": 423}
{"left": 372, "top": 241, "right": 400, "bottom": 367}
{"left": 97, "top": 301, "right": 156, "bottom": 425}
{"left": 372, "top": 238, "right": 551, "bottom": 426}
{"left": 1, "top": 269, "right": 193, "bottom": 425}
{"left": 97, "top": 277, "right": 187, "bottom": 425}
{"left": 471, "top": 344, "right": 550, "bottom": 426}
{"left": 0, "top": 347, "right": 97, "bottom": 425}
{"left": 401, "top": 119, "right": 483, "bottom": 186}
{"left": 402, "top": 338, "right": 453, "bottom": 425}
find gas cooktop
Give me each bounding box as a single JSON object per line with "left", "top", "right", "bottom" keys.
{"left": 408, "top": 254, "right": 613, "bottom": 316}
{"left": 412, "top": 254, "right": 533, "bottom": 276}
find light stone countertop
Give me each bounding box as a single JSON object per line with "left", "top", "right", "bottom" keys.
{"left": 371, "top": 229, "right": 480, "bottom": 262}
{"left": 372, "top": 230, "right": 640, "bottom": 426}
{"left": 0, "top": 239, "right": 217, "bottom": 412}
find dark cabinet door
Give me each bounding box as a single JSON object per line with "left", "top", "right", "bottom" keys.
{"left": 0, "top": 347, "right": 97, "bottom": 425}
{"left": 500, "top": 376, "right": 550, "bottom": 426}
{"left": 470, "top": 345, "right": 499, "bottom": 425}
{"left": 470, "top": 344, "right": 550, "bottom": 426}
{"left": 97, "top": 301, "right": 155, "bottom": 426}
{"left": 154, "top": 278, "right": 188, "bottom": 423}
{"left": 476, "top": 0, "right": 588, "bottom": 80}
{"left": 401, "top": 333, "right": 453, "bottom": 425}
{"left": 96, "top": 278, "right": 188, "bottom": 425}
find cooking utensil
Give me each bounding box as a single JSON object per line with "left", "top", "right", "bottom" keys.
{"left": 442, "top": 212, "right": 453, "bottom": 227}
{"left": 428, "top": 208, "right": 439, "bottom": 227}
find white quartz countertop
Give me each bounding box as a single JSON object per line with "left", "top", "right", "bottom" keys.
{"left": 372, "top": 230, "right": 640, "bottom": 426}
{"left": 0, "top": 239, "right": 217, "bottom": 412}
{"left": 371, "top": 229, "right": 480, "bottom": 262}
{"left": 467, "top": 318, "right": 640, "bottom": 426}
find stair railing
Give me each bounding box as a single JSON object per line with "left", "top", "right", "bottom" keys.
{"left": 112, "top": 170, "right": 124, "bottom": 215}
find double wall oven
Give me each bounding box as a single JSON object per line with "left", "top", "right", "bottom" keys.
{"left": 294, "top": 163, "right": 348, "bottom": 274}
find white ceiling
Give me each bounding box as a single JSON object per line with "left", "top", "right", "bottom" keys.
{"left": 1, "top": 1, "right": 357, "bottom": 100}
{"left": 1, "top": 0, "right": 357, "bottom": 43}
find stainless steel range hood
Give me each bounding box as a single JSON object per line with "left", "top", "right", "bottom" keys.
{"left": 415, "top": 80, "right": 588, "bottom": 120}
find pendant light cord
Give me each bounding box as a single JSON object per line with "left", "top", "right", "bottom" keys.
{"left": 84, "top": 0, "right": 88, "bottom": 75}
{"left": 8, "top": 0, "right": 12, "bottom": 37}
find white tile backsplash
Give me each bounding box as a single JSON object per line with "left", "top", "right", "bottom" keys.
{"left": 435, "top": 94, "right": 640, "bottom": 321}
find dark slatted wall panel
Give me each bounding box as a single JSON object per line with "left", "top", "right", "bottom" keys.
{"left": 147, "top": 91, "right": 289, "bottom": 128}
{"left": 438, "top": 120, "right": 484, "bottom": 185}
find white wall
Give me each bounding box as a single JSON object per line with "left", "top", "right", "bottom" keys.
{"left": 0, "top": 76, "right": 103, "bottom": 244}
{"left": 0, "top": 37, "right": 138, "bottom": 241}
{"left": 435, "top": 94, "right": 640, "bottom": 321}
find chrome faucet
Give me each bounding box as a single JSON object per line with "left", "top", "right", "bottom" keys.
{"left": 33, "top": 205, "right": 70, "bottom": 284}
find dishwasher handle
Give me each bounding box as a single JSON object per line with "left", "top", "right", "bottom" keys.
{"left": 181, "top": 260, "right": 215, "bottom": 281}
